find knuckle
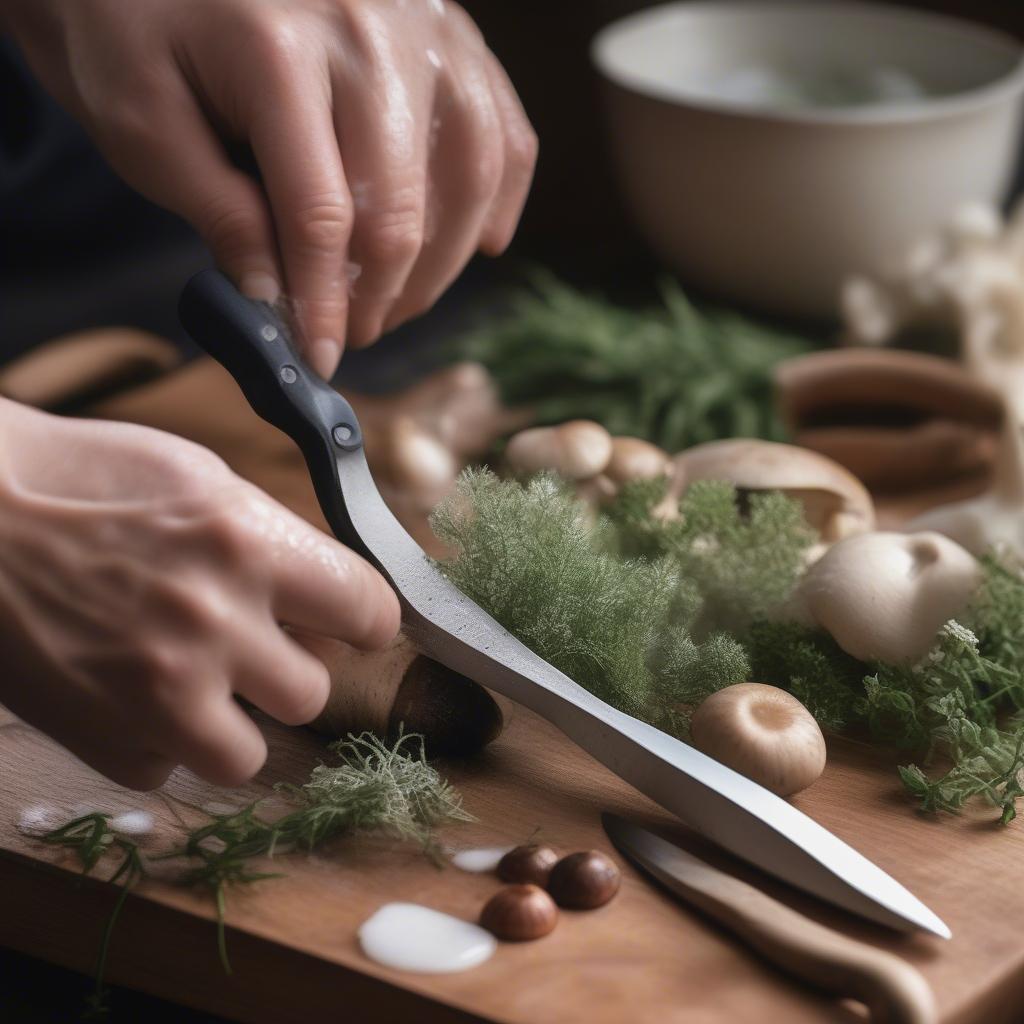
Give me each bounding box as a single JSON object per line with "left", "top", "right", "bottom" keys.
{"left": 292, "top": 200, "right": 354, "bottom": 258}
{"left": 200, "top": 198, "right": 262, "bottom": 261}
{"left": 361, "top": 200, "right": 424, "bottom": 269}
{"left": 247, "top": 11, "right": 305, "bottom": 71}
{"left": 137, "top": 640, "right": 190, "bottom": 692}
{"left": 203, "top": 508, "right": 258, "bottom": 569}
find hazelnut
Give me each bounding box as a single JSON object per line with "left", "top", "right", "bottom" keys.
{"left": 497, "top": 844, "right": 559, "bottom": 886}
{"left": 479, "top": 884, "right": 558, "bottom": 941}
{"left": 547, "top": 851, "right": 620, "bottom": 909}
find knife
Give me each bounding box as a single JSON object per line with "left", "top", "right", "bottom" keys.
{"left": 602, "top": 813, "right": 937, "bottom": 1024}
{"left": 178, "top": 268, "right": 949, "bottom": 940}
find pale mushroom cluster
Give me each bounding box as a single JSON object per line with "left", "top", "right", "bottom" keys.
{"left": 841, "top": 200, "right": 1024, "bottom": 421}
{"left": 504, "top": 420, "right": 670, "bottom": 506}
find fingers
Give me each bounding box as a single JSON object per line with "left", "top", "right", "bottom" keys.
{"left": 382, "top": 45, "right": 537, "bottom": 334}
{"left": 478, "top": 52, "right": 538, "bottom": 255}
{"left": 267, "top": 520, "right": 402, "bottom": 651}
{"left": 99, "top": 82, "right": 282, "bottom": 306}
{"left": 247, "top": 62, "right": 353, "bottom": 379}
{"left": 233, "top": 627, "right": 331, "bottom": 726}
{"left": 333, "top": 35, "right": 431, "bottom": 349}
{"left": 168, "top": 695, "right": 270, "bottom": 788}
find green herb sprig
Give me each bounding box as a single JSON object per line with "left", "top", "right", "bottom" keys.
{"left": 434, "top": 469, "right": 1024, "bottom": 823}
{"left": 451, "top": 272, "right": 814, "bottom": 451}
{"left": 38, "top": 814, "right": 145, "bottom": 1016}
{"left": 29, "top": 731, "right": 471, "bottom": 1003}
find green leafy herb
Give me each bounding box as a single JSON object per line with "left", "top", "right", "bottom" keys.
{"left": 431, "top": 469, "right": 749, "bottom": 728}
{"left": 31, "top": 732, "right": 471, "bottom": 995}
{"left": 450, "top": 272, "right": 814, "bottom": 450}
{"left": 433, "top": 469, "right": 1024, "bottom": 822}
{"left": 37, "top": 814, "right": 144, "bottom": 1016}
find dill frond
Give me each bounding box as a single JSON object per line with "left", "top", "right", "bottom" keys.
{"left": 449, "top": 272, "right": 813, "bottom": 450}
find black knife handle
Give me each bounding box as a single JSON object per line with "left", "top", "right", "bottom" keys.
{"left": 178, "top": 269, "right": 366, "bottom": 551}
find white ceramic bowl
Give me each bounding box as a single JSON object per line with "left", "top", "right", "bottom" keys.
{"left": 592, "top": 1, "right": 1024, "bottom": 319}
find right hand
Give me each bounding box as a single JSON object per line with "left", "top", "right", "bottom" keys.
{"left": 0, "top": 398, "right": 400, "bottom": 790}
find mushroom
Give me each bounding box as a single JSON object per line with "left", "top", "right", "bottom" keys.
{"left": 653, "top": 439, "right": 875, "bottom": 545}
{"left": 774, "top": 348, "right": 1003, "bottom": 491}
{"left": 546, "top": 851, "right": 621, "bottom": 910}
{"left": 906, "top": 408, "right": 1024, "bottom": 564}
{"left": 504, "top": 420, "right": 613, "bottom": 481}
{"left": 497, "top": 844, "right": 560, "bottom": 887}
{"left": 479, "top": 885, "right": 559, "bottom": 941}
{"left": 689, "top": 684, "right": 826, "bottom": 797}
{"left": 300, "top": 633, "right": 504, "bottom": 757}
{"left": 604, "top": 437, "right": 671, "bottom": 487}
{"left": 797, "top": 531, "right": 982, "bottom": 664}
{"left": 355, "top": 362, "right": 532, "bottom": 520}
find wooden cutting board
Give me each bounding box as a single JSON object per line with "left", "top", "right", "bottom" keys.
{"left": 2, "top": 358, "right": 1022, "bottom": 1024}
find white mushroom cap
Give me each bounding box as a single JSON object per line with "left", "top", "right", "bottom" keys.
{"left": 798, "top": 531, "right": 982, "bottom": 664}
{"left": 655, "top": 439, "right": 875, "bottom": 542}
{"left": 689, "top": 684, "right": 826, "bottom": 797}
{"left": 505, "top": 420, "right": 613, "bottom": 481}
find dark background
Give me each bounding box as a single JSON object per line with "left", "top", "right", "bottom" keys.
{"left": 3, "top": 1, "right": 1024, "bottom": 1021}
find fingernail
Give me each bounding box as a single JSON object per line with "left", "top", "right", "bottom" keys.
{"left": 310, "top": 339, "right": 342, "bottom": 380}
{"left": 240, "top": 272, "right": 280, "bottom": 304}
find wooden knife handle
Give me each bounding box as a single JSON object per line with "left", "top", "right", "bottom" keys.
{"left": 662, "top": 857, "right": 937, "bottom": 1024}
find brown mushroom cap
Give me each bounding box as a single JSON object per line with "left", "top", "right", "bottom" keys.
{"left": 604, "top": 437, "right": 671, "bottom": 486}
{"left": 657, "top": 439, "right": 875, "bottom": 542}
{"left": 505, "top": 421, "right": 613, "bottom": 481}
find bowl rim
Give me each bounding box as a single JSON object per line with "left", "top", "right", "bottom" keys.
{"left": 591, "top": 0, "right": 1024, "bottom": 126}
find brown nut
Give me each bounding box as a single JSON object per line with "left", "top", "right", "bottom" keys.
{"left": 547, "top": 851, "right": 621, "bottom": 910}
{"left": 497, "top": 844, "right": 559, "bottom": 886}
{"left": 479, "top": 884, "right": 558, "bottom": 941}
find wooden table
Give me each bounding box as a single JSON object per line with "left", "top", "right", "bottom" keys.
{"left": 2, "top": 359, "right": 1022, "bottom": 1023}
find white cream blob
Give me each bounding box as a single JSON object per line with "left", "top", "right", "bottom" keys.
{"left": 358, "top": 903, "right": 496, "bottom": 973}
{"left": 110, "top": 810, "right": 155, "bottom": 836}
{"left": 17, "top": 804, "right": 61, "bottom": 835}
{"left": 450, "top": 845, "right": 514, "bottom": 873}
{"left": 426, "top": 48, "right": 442, "bottom": 70}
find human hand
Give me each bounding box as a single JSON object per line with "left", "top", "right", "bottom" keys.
{"left": 0, "top": 399, "right": 400, "bottom": 789}
{"left": 5, "top": 0, "right": 537, "bottom": 377}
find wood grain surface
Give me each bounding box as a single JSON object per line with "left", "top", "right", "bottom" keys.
{"left": 2, "top": 358, "right": 1021, "bottom": 1024}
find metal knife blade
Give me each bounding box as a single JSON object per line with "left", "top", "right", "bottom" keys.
{"left": 178, "top": 269, "right": 950, "bottom": 940}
